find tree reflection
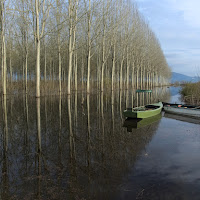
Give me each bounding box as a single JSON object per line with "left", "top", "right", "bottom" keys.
{"left": 68, "top": 95, "right": 76, "bottom": 162}
{"left": 87, "top": 94, "right": 91, "bottom": 180}
{"left": 0, "top": 87, "right": 171, "bottom": 199}
{"left": 1, "top": 95, "right": 9, "bottom": 199}
{"left": 36, "top": 98, "right": 42, "bottom": 199}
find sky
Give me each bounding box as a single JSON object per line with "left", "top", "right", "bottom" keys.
{"left": 136, "top": 0, "right": 200, "bottom": 77}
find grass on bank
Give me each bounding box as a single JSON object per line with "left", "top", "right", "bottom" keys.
{"left": 180, "top": 82, "right": 200, "bottom": 105}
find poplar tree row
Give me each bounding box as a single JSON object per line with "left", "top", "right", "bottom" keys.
{"left": 1, "top": 0, "right": 171, "bottom": 96}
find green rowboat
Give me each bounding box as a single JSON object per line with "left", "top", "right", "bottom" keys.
{"left": 136, "top": 89, "right": 152, "bottom": 93}
{"left": 123, "top": 102, "right": 163, "bottom": 119}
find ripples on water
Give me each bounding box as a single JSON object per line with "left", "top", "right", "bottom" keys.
{"left": 0, "top": 87, "right": 200, "bottom": 199}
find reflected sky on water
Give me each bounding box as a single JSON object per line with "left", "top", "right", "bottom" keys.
{"left": 0, "top": 87, "right": 200, "bottom": 200}
{"left": 169, "top": 86, "right": 183, "bottom": 104}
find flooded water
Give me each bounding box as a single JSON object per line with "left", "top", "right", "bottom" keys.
{"left": 1, "top": 87, "right": 200, "bottom": 200}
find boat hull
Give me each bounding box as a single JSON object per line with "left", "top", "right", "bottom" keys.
{"left": 123, "top": 113, "right": 162, "bottom": 130}
{"left": 164, "top": 106, "right": 200, "bottom": 118}
{"left": 123, "top": 102, "right": 163, "bottom": 119}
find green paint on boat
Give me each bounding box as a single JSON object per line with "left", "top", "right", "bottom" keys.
{"left": 123, "top": 102, "right": 163, "bottom": 119}
{"left": 136, "top": 89, "right": 152, "bottom": 93}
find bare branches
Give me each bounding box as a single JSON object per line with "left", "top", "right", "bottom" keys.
{"left": 1, "top": 0, "right": 171, "bottom": 94}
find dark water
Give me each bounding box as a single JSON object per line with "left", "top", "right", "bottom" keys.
{"left": 0, "top": 87, "right": 200, "bottom": 200}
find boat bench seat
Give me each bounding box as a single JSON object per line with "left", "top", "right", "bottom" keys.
{"left": 145, "top": 105, "right": 159, "bottom": 109}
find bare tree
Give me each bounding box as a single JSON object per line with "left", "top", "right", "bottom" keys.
{"left": 67, "top": 0, "right": 79, "bottom": 95}
{"left": 1, "top": 0, "right": 6, "bottom": 95}
{"left": 1, "top": 0, "right": 171, "bottom": 95}
{"left": 35, "top": 0, "right": 51, "bottom": 97}
{"left": 56, "top": 0, "right": 62, "bottom": 93}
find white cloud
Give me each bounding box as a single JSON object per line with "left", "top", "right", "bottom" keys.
{"left": 136, "top": 0, "right": 200, "bottom": 76}
{"left": 169, "top": 0, "right": 200, "bottom": 27}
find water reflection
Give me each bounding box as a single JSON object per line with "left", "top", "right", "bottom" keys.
{"left": 123, "top": 113, "right": 162, "bottom": 131}
{"left": 87, "top": 94, "right": 91, "bottom": 175}
{"left": 164, "top": 112, "right": 200, "bottom": 125}
{"left": 36, "top": 98, "right": 42, "bottom": 199}
{"left": 2, "top": 96, "right": 9, "bottom": 199}
{"left": 169, "top": 86, "right": 183, "bottom": 103}
{"left": 68, "top": 95, "right": 76, "bottom": 162}
{"left": 0, "top": 88, "right": 182, "bottom": 199}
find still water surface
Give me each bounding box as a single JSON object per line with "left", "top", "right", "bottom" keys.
{"left": 0, "top": 87, "right": 200, "bottom": 199}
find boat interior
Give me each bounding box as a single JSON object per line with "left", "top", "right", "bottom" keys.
{"left": 126, "top": 104, "right": 160, "bottom": 111}
{"left": 163, "top": 102, "right": 200, "bottom": 109}
{"left": 145, "top": 105, "right": 159, "bottom": 109}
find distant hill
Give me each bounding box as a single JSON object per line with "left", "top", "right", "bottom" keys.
{"left": 171, "top": 72, "right": 199, "bottom": 83}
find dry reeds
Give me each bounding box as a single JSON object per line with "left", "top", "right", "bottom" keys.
{"left": 180, "top": 82, "right": 200, "bottom": 105}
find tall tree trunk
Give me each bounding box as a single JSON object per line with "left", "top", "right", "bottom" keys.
{"left": 126, "top": 47, "right": 129, "bottom": 90}
{"left": 101, "top": 30, "right": 105, "bottom": 92}
{"left": 132, "top": 65, "right": 134, "bottom": 89}
{"left": 56, "top": 0, "right": 62, "bottom": 93}
{"left": 74, "top": 52, "right": 77, "bottom": 91}
{"left": 25, "top": 50, "right": 28, "bottom": 93}
{"left": 68, "top": 0, "right": 78, "bottom": 94}
{"left": 68, "top": 0, "right": 73, "bottom": 95}
{"left": 111, "top": 43, "right": 116, "bottom": 91}
{"left": 140, "top": 65, "right": 143, "bottom": 89}
{"left": 2, "top": 34, "right": 6, "bottom": 95}
{"left": 81, "top": 51, "right": 84, "bottom": 89}
{"left": 136, "top": 69, "right": 139, "bottom": 89}
{"left": 58, "top": 40, "right": 62, "bottom": 92}
{"left": 101, "top": 62, "right": 105, "bottom": 92}
{"left": 9, "top": 33, "right": 12, "bottom": 85}
{"left": 1, "top": 0, "right": 7, "bottom": 95}
{"left": 44, "top": 43, "right": 47, "bottom": 83}
{"left": 73, "top": 2, "right": 78, "bottom": 91}
{"left": 35, "top": 0, "right": 40, "bottom": 97}
{"left": 22, "top": 62, "right": 24, "bottom": 88}
{"left": 146, "top": 72, "right": 149, "bottom": 89}
{"left": 143, "top": 66, "right": 145, "bottom": 89}
{"left": 9, "top": 54, "right": 12, "bottom": 84}
{"left": 120, "top": 57, "right": 124, "bottom": 90}
{"left": 25, "top": 29, "right": 28, "bottom": 94}
{"left": 86, "top": 0, "right": 91, "bottom": 93}
{"left": 101, "top": 1, "right": 107, "bottom": 92}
